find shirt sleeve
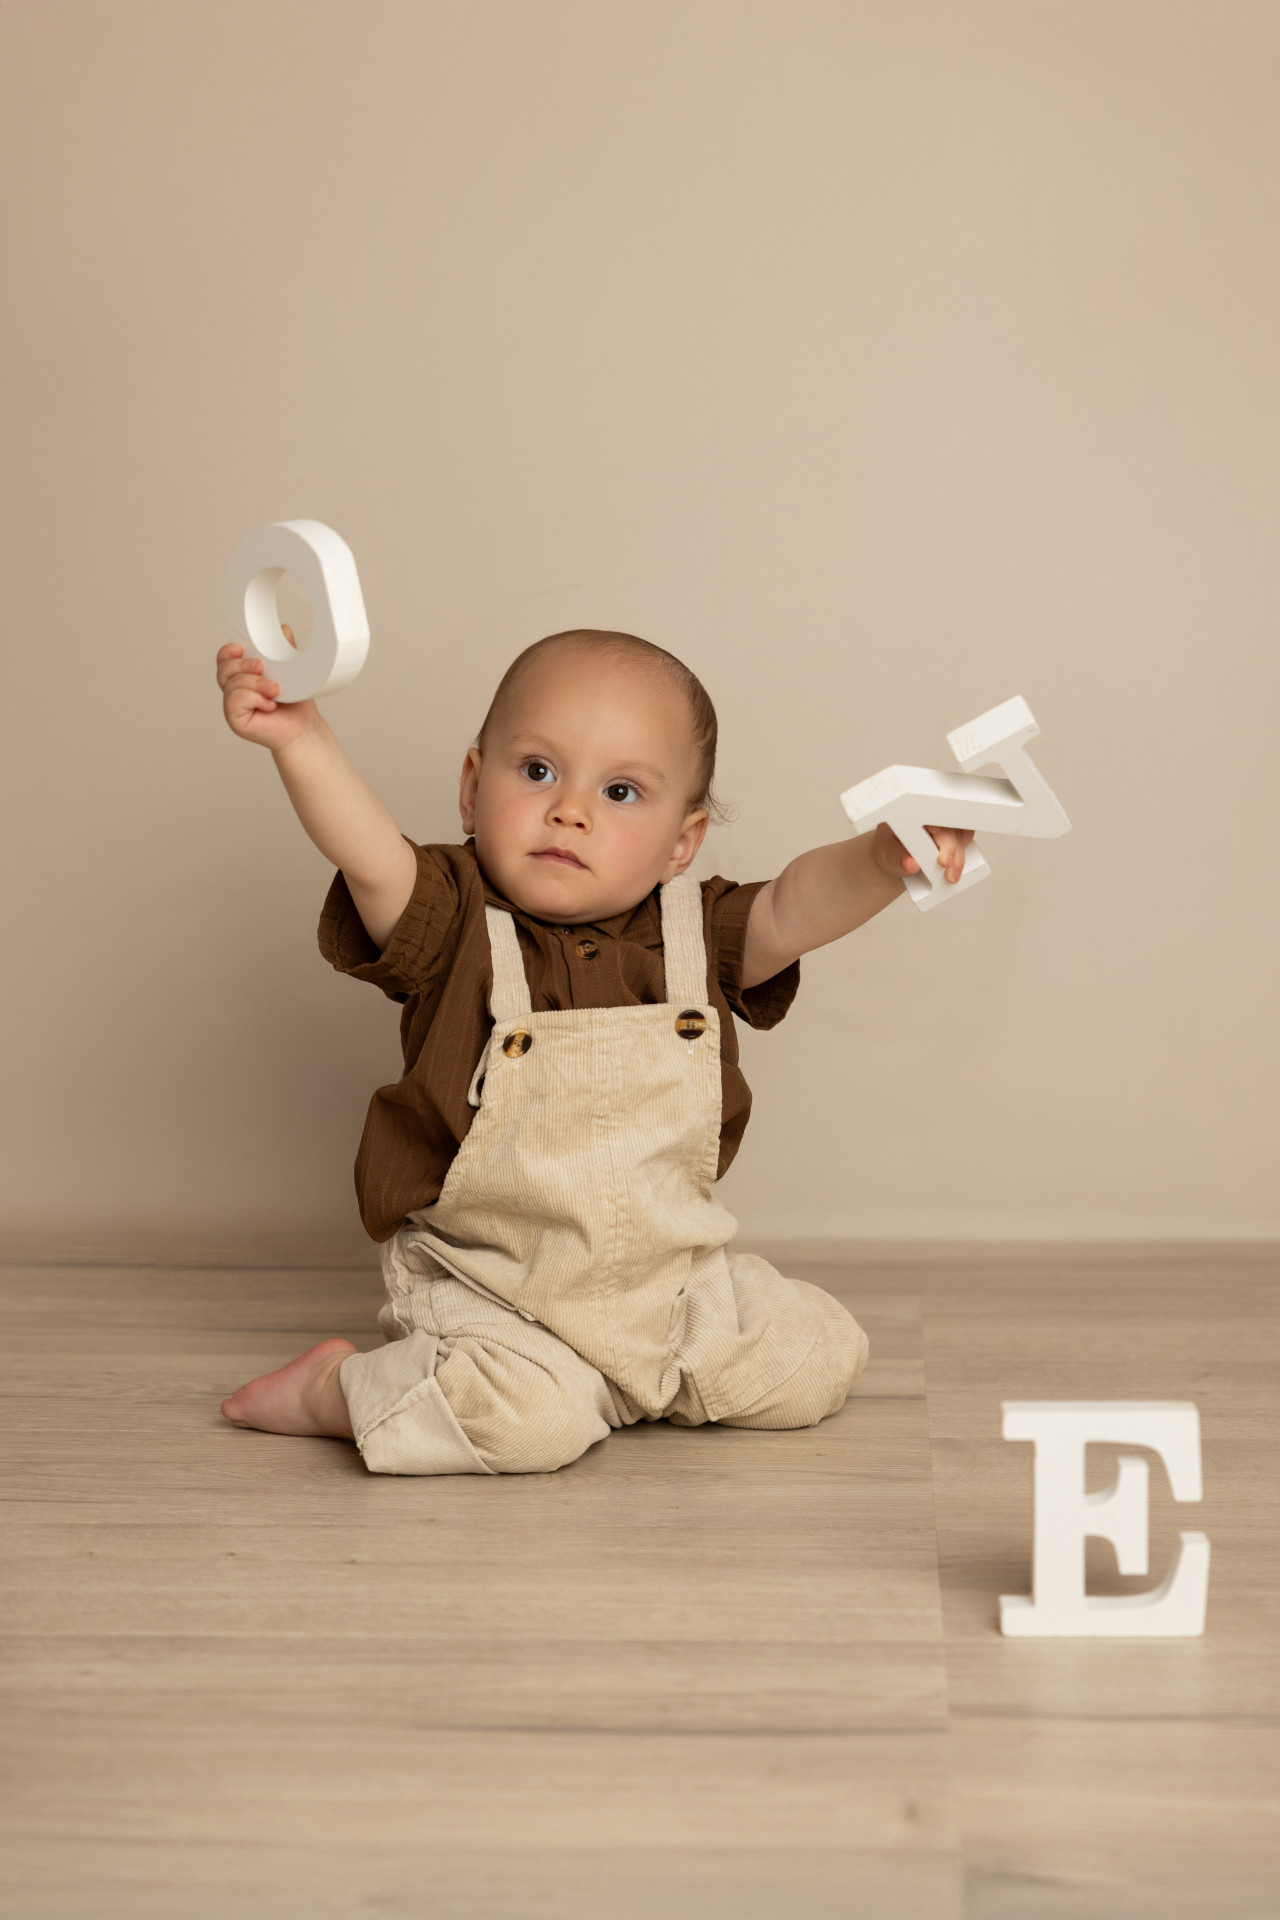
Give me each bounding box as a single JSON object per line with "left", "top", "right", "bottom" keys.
{"left": 704, "top": 876, "right": 800, "bottom": 1030}
{"left": 317, "top": 839, "right": 463, "bottom": 1003}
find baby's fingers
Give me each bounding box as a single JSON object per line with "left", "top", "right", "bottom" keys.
{"left": 926, "top": 825, "right": 974, "bottom": 884}
{"left": 216, "top": 643, "right": 248, "bottom": 688}
{"left": 876, "top": 823, "right": 921, "bottom": 875}
{"left": 226, "top": 666, "right": 281, "bottom": 700}
{"left": 229, "top": 684, "right": 280, "bottom": 720}
{"left": 236, "top": 672, "right": 280, "bottom": 702}
{"left": 217, "top": 646, "right": 264, "bottom": 690}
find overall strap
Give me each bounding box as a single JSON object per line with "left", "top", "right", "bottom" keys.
{"left": 659, "top": 872, "right": 709, "bottom": 1008}
{"left": 484, "top": 907, "right": 533, "bottom": 1022}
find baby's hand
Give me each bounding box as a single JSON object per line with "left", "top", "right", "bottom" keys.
{"left": 216, "top": 627, "right": 317, "bottom": 749}
{"left": 873, "top": 821, "right": 975, "bottom": 887}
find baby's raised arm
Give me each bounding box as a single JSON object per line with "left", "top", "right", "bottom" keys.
{"left": 741, "top": 822, "right": 973, "bottom": 988}
{"left": 216, "top": 636, "right": 416, "bottom": 950}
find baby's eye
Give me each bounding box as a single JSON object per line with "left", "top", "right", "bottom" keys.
{"left": 605, "top": 781, "right": 640, "bottom": 805}
{"left": 521, "top": 760, "right": 556, "bottom": 785}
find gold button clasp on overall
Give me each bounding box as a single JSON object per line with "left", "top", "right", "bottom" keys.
{"left": 675, "top": 1008, "right": 707, "bottom": 1042}
{"left": 575, "top": 939, "right": 598, "bottom": 959}
{"left": 502, "top": 1030, "right": 533, "bottom": 1058}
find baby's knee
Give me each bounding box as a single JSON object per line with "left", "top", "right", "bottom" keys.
{"left": 722, "top": 1293, "right": 869, "bottom": 1431}
{"left": 436, "top": 1338, "right": 617, "bottom": 1473}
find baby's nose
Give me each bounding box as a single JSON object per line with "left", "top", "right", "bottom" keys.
{"left": 549, "top": 790, "right": 591, "bottom": 827}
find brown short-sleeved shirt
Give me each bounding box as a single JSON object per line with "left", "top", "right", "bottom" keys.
{"left": 318, "top": 839, "right": 799, "bottom": 1243}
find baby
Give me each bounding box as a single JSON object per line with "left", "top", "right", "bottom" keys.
{"left": 217, "top": 627, "right": 971, "bottom": 1474}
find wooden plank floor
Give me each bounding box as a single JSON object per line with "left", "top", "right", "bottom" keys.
{"left": 0, "top": 1237, "right": 1275, "bottom": 1918}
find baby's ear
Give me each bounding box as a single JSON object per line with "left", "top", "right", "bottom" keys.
{"left": 458, "top": 746, "right": 483, "bottom": 831}
{"left": 665, "top": 806, "right": 709, "bottom": 877}
{"left": 683, "top": 804, "right": 710, "bottom": 848}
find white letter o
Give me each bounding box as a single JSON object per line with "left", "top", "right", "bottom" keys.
{"left": 223, "top": 519, "right": 370, "bottom": 703}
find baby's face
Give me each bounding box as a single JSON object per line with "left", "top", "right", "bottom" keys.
{"left": 460, "top": 649, "right": 709, "bottom": 922}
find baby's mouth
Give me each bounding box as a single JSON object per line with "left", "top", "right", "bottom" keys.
{"left": 532, "top": 847, "right": 587, "bottom": 870}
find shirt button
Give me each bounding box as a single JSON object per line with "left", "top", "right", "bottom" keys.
{"left": 675, "top": 1008, "right": 708, "bottom": 1041}
{"left": 575, "top": 939, "right": 599, "bottom": 960}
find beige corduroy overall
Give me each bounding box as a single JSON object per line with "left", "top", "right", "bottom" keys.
{"left": 339, "top": 873, "right": 868, "bottom": 1474}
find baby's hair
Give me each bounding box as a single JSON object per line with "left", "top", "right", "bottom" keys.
{"left": 476, "top": 628, "right": 732, "bottom": 822}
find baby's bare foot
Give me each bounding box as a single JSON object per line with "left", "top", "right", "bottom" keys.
{"left": 221, "top": 1338, "right": 356, "bottom": 1439}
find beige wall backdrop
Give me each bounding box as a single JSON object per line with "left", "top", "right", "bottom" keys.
{"left": 3, "top": 0, "right": 1277, "bottom": 1240}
